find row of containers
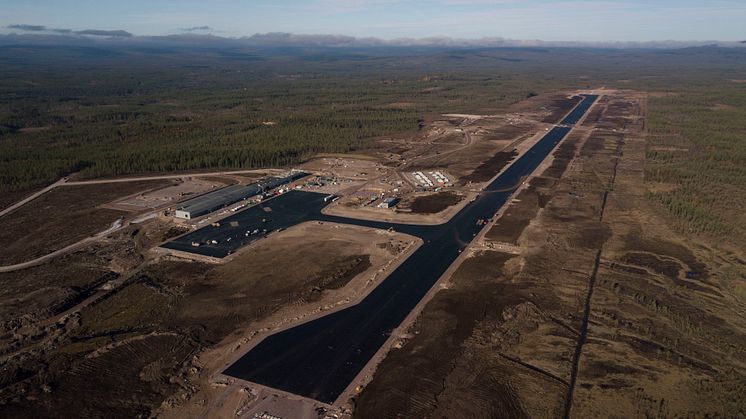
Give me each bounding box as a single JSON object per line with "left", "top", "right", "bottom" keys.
{"left": 412, "top": 170, "right": 451, "bottom": 189}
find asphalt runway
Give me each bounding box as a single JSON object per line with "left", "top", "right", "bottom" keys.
{"left": 163, "top": 95, "right": 598, "bottom": 403}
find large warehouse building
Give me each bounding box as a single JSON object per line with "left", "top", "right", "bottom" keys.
{"left": 174, "top": 171, "right": 307, "bottom": 219}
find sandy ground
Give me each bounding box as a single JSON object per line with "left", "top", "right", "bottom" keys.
{"left": 320, "top": 192, "right": 473, "bottom": 225}
{"left": 299, "top": 157, "right": 382, "bottom": 180}
{"left": 320, "top": 119, "right": 558, "bottom": 225}
{"left": 311, "top": 102, "right": 558, "bottom": 227}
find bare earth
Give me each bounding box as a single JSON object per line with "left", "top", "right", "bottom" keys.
{"left": 354, "top": 91, "right": 746, "bottom": 418}
{"left": 2, "top": 91, "right": 742, "bottom": 418}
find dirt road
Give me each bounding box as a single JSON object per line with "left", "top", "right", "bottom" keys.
{"left": 0, "top": 235, "right": 99, "bottom": 272}
{"left": 0, "top": 169, "right": 275, "bottom": 220}
{"left": 62, "top": 169, "right": 273, "bottom": 185}
{"left": 0, "top": 218, "right": 129, "bottom": 273}
{"left": 0, "top": 178, "right": 67, "bottom": 218}
{"left": 0, "top": 168, "right": 283, "bottom": 268}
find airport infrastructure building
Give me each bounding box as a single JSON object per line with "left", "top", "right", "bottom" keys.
{"left": 378, "top": 197, "right": 400, "bottom": 209}
{"left": 174, "top": 171, "right": 307, "bottom": 219}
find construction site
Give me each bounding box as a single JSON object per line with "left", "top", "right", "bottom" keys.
{"left": 1, "top": 89, "right": 744, "bottom": 419}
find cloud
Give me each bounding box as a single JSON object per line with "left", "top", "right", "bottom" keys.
{"left": 245, "top": 32, "right": 358, "bottom": 47}
{"left": 237, "top": 33, "right": 746, "bottom": 49}
{"left": 179, "top": 25, "right": 213, "bottom": 32}
{"left": 76, "top": 29, "right": 133, "bottom": 37}
{"left": 7, "top": 24, "right": 132, "bottom": 37}
{"left": 243, "top": 33, "right": 510, "bottom": 48}
{"left": 7, "top": 24, "right": 47, "bottom": 31}
{"left": 7, "top": 24, "right": 71, "bottom": 34}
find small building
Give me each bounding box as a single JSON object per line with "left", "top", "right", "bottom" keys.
{"left": 378, "top": 197, "right": 400, "bottom": 209}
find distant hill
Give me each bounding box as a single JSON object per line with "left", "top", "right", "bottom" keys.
{"left": 2, "top": 30, "right": 746, "bottom": 50}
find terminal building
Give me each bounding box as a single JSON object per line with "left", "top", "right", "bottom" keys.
{"left": 174, "top": 171, "right": 307, "bottom": 220}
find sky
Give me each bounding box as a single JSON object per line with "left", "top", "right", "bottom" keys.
{"left": 2, "top": 0, "right": 745, "bottom": 42}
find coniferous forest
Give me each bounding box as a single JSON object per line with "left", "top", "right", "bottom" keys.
{"left": 2, "top": 45, "right": 746, "bottom": 243}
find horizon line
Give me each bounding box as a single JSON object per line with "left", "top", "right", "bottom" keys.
{"left": 1, "top": 25, "right": 745, "bottom": 49}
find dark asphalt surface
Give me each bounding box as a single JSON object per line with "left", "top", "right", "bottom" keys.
{"left": 164, "top": 95, "right": 598, "bottom": 404}
{"left": 162, "top": 191, "right": 338, "bottom": 257}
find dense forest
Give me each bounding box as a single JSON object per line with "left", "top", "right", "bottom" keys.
{"left": 646, "top": 84, "right": 746, "bottom": 243}
{"left": 0, "top": 47, "right": 568, "bottom": 193}
{"left": 2, "top": 44, "right": 746, "bottom": 246}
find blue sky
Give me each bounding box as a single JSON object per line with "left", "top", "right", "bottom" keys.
{"left": 2, "top": 0, "right": 745, "bottom": 41}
